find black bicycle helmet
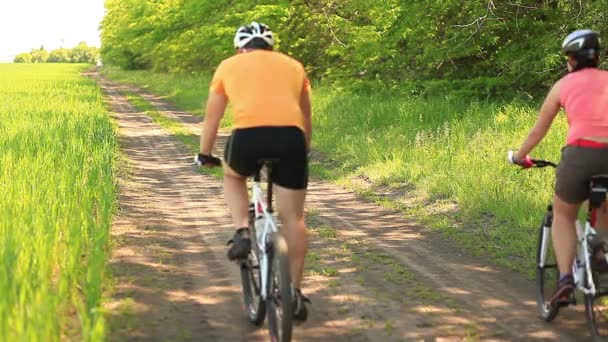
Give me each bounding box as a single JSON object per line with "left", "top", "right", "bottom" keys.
{"left": 561, "top": 29, "right": 600, "bottom": 71}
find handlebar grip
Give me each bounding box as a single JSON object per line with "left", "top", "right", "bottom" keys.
{"left": 507, "top": 150, "right": 515, "bottom": 164}
{"left": 194, "top": 153, "right": 222, "bottom": 167}
{"left": 507, "top": 150, "right": 534, "bottom": 168}
{"left": 531, "top": 159, "right": 558, "bottom": 168}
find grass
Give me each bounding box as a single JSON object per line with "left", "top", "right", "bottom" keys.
{"left": 102, "top": 67, "right": 568, "bottom": 273}
{"left": 0, "top": 64, "right": 118, "bottom": 340}
{"left": 312, "top": 91, "right": 567, "bottom": 273}
{"left": 304, "top": 251, "right": 339, "bottom": 277}
{"left": 102, "top": 66, "right": 211, "bottom": 116}
{"left": 309, "top": 224, "right": 337, "bottom": 238}
{"left": 122, "top": 90, "right": 197, "bottom": 147}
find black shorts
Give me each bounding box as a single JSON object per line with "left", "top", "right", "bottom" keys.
{"left": 555, "top": 145, "right": 608, "bottom": 204}
{"left": 224, "top": 126, "right": 308, "bottom": 190}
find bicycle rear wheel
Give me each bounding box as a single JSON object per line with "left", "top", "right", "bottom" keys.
{"left": 240, "top": 209, "right": 265, "bottom": 325}
{"left": 266, "top": 232, "right": 293, "bottom": 342}
{"left": 585, "top": 273, "right": 608, "bottom": 340}
{"left": 536, "top": 213, "right": 560, "bottom": 321}
{"left": 240, "top": 251, "right": 265, "bottom": 325}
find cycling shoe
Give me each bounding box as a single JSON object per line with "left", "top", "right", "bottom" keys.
{"left": 226, "top": 227, "right": 251, "bottom": 261}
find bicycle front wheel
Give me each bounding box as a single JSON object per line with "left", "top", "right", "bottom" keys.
{"left": 536, "top": 212, "right": 560, "bottom": 322}
{"left": 266, "top": 233, "right": 293, "bottom": 342}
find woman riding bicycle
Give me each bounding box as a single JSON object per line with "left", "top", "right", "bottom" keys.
{"left": 195, "top": 22, "right": 312, "bottom": 320}
{"left": 511, "top": 29, "right": 608, "bottom": 307}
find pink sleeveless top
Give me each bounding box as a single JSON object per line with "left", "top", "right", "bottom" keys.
{"left": 560, "top": 68, "right": 608, "bottom": 144}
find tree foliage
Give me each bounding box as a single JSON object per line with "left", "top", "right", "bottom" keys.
{"left": 100, "top": 0, "right": 608, "bottom": 95}
{"left": 14, "top": 43, "right": 99, "bottom": 64}
{"left": 13, "top": 53, "right": 32, "bottom": 63}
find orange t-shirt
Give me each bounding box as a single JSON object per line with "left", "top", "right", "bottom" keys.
{"left": 210, "top": 50, "right": 311, "bottom": 132}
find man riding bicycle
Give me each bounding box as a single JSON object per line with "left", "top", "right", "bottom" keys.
{"left": 511, "top": 29, "right": 608, "bottom": 307}
{"left": 195, "top": 22, "right": 312, "bottom": 320}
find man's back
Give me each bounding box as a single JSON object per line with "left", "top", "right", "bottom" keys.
{"left": 210, "top": 50, "right": 310, "bottom": 132}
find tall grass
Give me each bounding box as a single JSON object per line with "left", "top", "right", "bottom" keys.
{"left": 312, "top": 89, "right": 567, "bottom": 265}
{"left": 0, "top": 64, "right": 117, "bottom": 340}
{"left": 102, "top": 68, "right": 568, "bottom": 270}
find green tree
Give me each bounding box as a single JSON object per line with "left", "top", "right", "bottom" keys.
{"left": 13, "top": 53, "right": 32, "bottom": 63}
{"left": 14, "top": 43, "right": 100, "bottom": 64}
{"left": 47, "top": 48, "right": 70, "bottom": 63}
{"left": 30, "top": 46, "right": 49, "bottom": 63}
{"left": 99, "top": 0, "right": 608, "bottom": 96}
{"left": 69, "top": 42, "right": 99, "bottom": 63}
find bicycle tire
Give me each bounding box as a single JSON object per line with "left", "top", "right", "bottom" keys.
{"left": 240, "top": 253, "right": 266, "bottom": 325}
{"left": 585, "top": 272, "right": 606, "bottom": 340}
{"left": 266, "top": 232, "right": 293, "bottom": 342}
{"left": 239, "top": 209, "right": 265, "bottom": 325}
{"left": 535, "top": 213, "right": 560, "bottom": 322}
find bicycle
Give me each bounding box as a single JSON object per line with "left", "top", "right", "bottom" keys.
{"left": 508, "top": 151, "right": 608, "bottom": 340}
{"left": 239, "top": 159, "right": 293, "bottom": 342}
{"left": 195, "top": 153, "right": 293, "bottom": 341}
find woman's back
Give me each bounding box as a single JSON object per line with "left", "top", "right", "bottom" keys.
{"left": 560, "top": 68, "right": 608, "bottom": 143}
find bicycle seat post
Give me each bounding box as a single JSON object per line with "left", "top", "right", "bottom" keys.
{"left": 256, "top": 159, "right": 279, "bottom": 214}
{"left": 266, "top": 160, "right": 276, "bottom": 214}
{"left": 266, "top": 163, "right": 273, "bottom": 213}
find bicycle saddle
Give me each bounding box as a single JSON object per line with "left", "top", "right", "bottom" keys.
{"left": 591, "top": 175, "right": 608, "bottom": 187}
{"left": 256, "top": 158, "right": 280, "bottom": 166}
{"left": 589, "top": 175, "right": 608, "bottom": 208}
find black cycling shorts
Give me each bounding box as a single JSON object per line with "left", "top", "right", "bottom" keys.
{"left": 556, "top": 145, "right": 608, "bottom": 204}
{"left": 224, "top": 126, "right": 308, "bottom": 190}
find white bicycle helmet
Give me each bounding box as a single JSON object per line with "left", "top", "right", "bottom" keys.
{"left": 233, "top": 22, "right": 275, "bottom": 49}
{"left": 561, "top": 29, "right": 600, "bottom": 55}
{"left": 561, "top": 29, "right": 601, "bottom": 71}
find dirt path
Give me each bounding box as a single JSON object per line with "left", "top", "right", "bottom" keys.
{"left": 99, "top": 75, "right": 595, "bottom": 341}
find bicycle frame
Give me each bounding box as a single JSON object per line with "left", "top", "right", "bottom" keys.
{"left": 574, "top": 219, "right": 599, "bottom": 295}
{"left": 251, "top": 170, "right": 280, "bottom": 301}
{"left": 539, "top": 199, "right": 605, "bottom": 296}
{"left": 523, "top": 154, "right": 607, "bottom": 297}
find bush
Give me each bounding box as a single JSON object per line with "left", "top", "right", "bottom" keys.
{"left": 13, "top": 53, "right": 32, "bottom": 63}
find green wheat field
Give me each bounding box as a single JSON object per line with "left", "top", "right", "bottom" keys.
{"left": 0, "top": 64, "right": 117, "bottom": 341}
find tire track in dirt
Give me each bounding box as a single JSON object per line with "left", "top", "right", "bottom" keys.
{"left": 101, "top": 77, "right": 595, "bottom": 341}
{"left": 100, "top": 79, "right": 265, "bottom": 341}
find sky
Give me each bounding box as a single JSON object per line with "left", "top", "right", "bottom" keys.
{"left": 0, "top": 0, "right": 105, "bottom": 62}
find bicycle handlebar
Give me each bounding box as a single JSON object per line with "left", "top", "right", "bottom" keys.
{"left": 507, "top": 150, "right": 557, "bottom": 169}
{"left": 529, "top": 159, "right": 558, "bottom": 168}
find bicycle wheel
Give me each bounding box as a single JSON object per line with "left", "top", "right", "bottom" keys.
{"left": 239, "top": 210, "right": 265, "bottom": 325}
{"left": 536, "top": 212, "right": 560, "bottom": 321}
{"left": 585, "top": 273, "right": 608, "bottom": 340}
{"left": 240, "top": 251, "right": 265, "bottom": 325}
{"left": 266, "top": 232, "right": 293, "bottom": 342}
